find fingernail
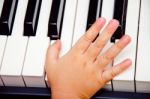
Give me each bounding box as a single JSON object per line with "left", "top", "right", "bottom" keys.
{"left": 109, "top": 19, "right": 119, "bottom": 26}
{"left": 121, "top": 35, "right": 131, "bottom": 44}
{"left": 97, "top": 17, "right": 106, "bottom": 25}
{"left": 124, "top": 59, "right": 132, "bottom": 66}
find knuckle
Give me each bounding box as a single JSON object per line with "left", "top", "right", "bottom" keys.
{"left": 101, "top": 73, "right": 111, "bottom": 83}
{"left": 96, "top": 56, "right": 103, "bottom": 64}
{"left": 94, "top": 40, "right": 105, "bottom": 49}
{"left": 116, "top": 42, "right": 124, "bottom": 50}
{"left": 110, "top": 47, "right": 117, "bottom": 54}
{"left": 93, "top": 23, "right": 101, "bottom": 33}
{"left": 83, "top": 34, "right": 93, "bottom": 42}
{"left": 98, "top": 74, "right": 107, "bottom": 85}
{"left": 110, "top": 69, "right": 117, "bottom": 78}
{"left": 103, "top": 55, "right": 113, "bottom": 62}
{"left": 101, "top": 77, "right": 109, "bottom": 84}
{"left": 117, "top": 65, "right": 124, "bottom": 73}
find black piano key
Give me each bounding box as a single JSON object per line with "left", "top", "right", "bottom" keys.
{"left": 24, "top": 0, "right": 42, "bottom": 36}
{"left": 98, "top": 0, "right": 103, "bottom": 17}
{"left": 48, "top": 0, "right": 66, "bottom": 40}
{"left": 58, "top": 0, "right": 66, "bottom": 39}
{"left": 111, "top": 0, "right": 128, "bottom": 42}
{"left": 86, "top": 0, "right": 99, "bottom": 30}
{"left": 0, "top": 0, "right": 18, "bottom": 35}
{"left": 48, "top": 0, "right": 61, "bottom": 39}
{"left": 0, "top": 0, "right": 4, "bottom": 16}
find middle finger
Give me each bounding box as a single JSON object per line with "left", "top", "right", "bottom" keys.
{"left": 84, "top": 19, "right": 119, "bottom": 61}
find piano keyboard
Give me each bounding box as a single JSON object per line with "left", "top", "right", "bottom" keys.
{"left": 0, "top": 0, "right": 150, "bottom": 98}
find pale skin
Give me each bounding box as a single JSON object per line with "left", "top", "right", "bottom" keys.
{"left": 45, "top": 17, "right": 132, "bottom": 99}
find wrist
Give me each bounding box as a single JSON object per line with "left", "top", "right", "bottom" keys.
{"left": 51, "top": 91, "right": 82, "bottom": 99}
{"left": 50, "top": 85, "right": 90, "bottom": 99}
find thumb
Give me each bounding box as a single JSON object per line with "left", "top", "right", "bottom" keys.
{"left": 47, "top": 40, "right": 61, "bottom": 61}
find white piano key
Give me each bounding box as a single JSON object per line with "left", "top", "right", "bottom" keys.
{"left": 101, "top": 0, "right": 115, "bottom": 24}
{"left": 60, "top": 0, "right": 78, "bottom": 56}
{"left": 22, "top": 38, "right": 49, "bottom": 88}
{"left": 72, "top": 0, "right": 90, "bottom": 46}
{"left": 22, "top": 0, "right": 51, "bottom": 88}
{"left": 113, "top": 0, "right": 140, "bottom": 92}
{"left": 100, "top": 0, "right": 115, "bottom": 91}
{"left": 0, "top": 36, "right": 7, "bottom": 68}
{"left": 50, "top": 40, "right": 56, "bottom": 45}
{"left": 0, "top": 0, "right": 28, "bottom": 86}
{"left": 96, "top": 0, "right": 102, "bottom": 18}
{"left": 0, "top": 0, "right": 4, "bottom": 16}
{"left": 0, "top": 36, "right": 7, "bottom": 86}
{"left": 0, "top": 0, "right": 6, "bottom": 86}
{"left": 136, "top": 0, "right": 150, "bottom": 93}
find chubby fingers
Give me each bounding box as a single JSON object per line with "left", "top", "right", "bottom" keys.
{"left": 101, "top": 59, "right": 132, "bottom": 83}
{"left": 84, "top": 19, "right": 119, "bottom": 61}
{"left": 94, "top": 35, "right": 131, "bottom": 69}
{"left": 73, "top": 17, "right": 106, "bottom": 53}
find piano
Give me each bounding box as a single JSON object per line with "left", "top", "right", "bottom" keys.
{"left": 0, "top": 0, "right": 150, "bottom": 98}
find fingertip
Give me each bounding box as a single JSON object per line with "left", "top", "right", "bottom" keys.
{"left": 46, "top": 40, "right": 61, "bottom": 60}
{"left": 97, "top": 17, "right": 106, "bottom": 22}
{"left": 56, "top": 39, "right": 61, "bottom": 45}
{"left": 121, "top": 59, "right": 132, "bottom": 69}
{"left": 110, "top": 19, "right": 120, "bottom": 26}
{"left": 121, "top": 35, "right": 132, "bottom": 45}
{"left": 124, "top": 59, "right": 132, "bottom": 66}
{"left": 97, "top": 17, "right": 106, "bottom": 25}
{"left": 55, "top": 39, "right": 61, "bottom": 50}
{"left": 125, "top": 35, "right": 132, "bottom": 42}
{"left": 50, "top": 40, "right": 61, "bottom": 49}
